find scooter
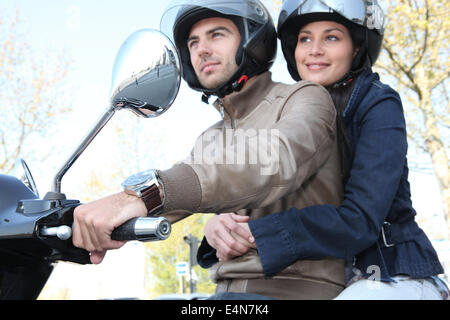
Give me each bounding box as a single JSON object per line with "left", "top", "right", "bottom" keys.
{"left": 0, "top": 29, "right": 180, "bottom": 300}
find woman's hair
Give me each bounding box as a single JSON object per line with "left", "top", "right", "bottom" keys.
{"left": 324, "top": 22, "right": 366, "bottom": 184}
{"left": 326, "top": 76, "right": 359, "bottom": 184}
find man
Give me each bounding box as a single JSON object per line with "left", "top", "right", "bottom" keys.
{"left": 73, "top": 0, "right": 344, "bottom": 299}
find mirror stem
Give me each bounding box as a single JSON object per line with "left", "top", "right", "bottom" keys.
{"left": 51, "top": 106, "right": 117, "bottom": 193}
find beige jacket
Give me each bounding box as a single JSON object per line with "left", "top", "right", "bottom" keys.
{"left": 157, "top": 72, "right": 344, "bottom": 291}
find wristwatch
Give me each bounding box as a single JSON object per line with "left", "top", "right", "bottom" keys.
{"left": 122, "top": 169, "right": 164, "bottom": 215}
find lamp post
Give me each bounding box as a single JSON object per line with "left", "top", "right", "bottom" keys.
{"left": 183, "top": 233, "right": 199, "bottom": 293}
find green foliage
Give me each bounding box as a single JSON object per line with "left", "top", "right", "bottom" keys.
{"left": 146, "top": 214, "right": 216, "bottom": 298}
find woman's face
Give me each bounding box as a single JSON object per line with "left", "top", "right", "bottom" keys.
{"left": 294, "top": 20, "right": 356, "bottom": 86}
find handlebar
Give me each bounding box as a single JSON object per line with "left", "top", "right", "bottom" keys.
{"left": 38, "top": 217, "right": 171, "bottom": 242}
{"left": 111, "top": 217, "right": 171, "bottom": 241}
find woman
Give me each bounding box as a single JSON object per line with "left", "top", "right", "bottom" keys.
{"left": 201, "top": 0, "right": 448, "bottom": 299}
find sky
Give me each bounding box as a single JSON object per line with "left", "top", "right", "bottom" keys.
{"left": 2, "top": 1, "right": 447, "bottom": 298}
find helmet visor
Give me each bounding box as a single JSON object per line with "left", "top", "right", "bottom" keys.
{"left": 160, "top": 0, "right": 269, "bottom": 41}
{"left": 319, "top": 0, "right": 366, "bottom": 25}
{"left": 280, "top": 0, "right": 384, "bottom": 33}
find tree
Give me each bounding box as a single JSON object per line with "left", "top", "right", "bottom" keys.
{"left": 0, "top": 9, "right": 73, "bottom": 174}
{"left": 373, "top": 0, "right": 449, "bottom": 235}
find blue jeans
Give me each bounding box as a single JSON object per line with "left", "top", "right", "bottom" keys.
{"left": 334, "top": 276, "right": 449, "bottom": 300}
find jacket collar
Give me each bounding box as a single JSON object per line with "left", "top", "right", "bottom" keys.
{"left": 213, "top": 72, "right": 276, "bottom": 120}
{"left": 343, "top": 69, "right": 379, "bottom": 119}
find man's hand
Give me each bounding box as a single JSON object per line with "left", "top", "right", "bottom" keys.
{"left": 72, "top": 191, "right": 147, "bottom": 264}
{"left": 204, "top": 213, "right": 256, "bottom": 262}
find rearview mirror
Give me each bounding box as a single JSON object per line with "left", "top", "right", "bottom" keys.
{"left": 50, "top": 29, "right": 181, "bottom": 194}
{"left": 110, "top": 29, "right": 181, "bottom": 118}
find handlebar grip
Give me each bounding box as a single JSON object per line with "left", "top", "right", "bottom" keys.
{"left": 111, "top": 218, "right": 137, "bottom": 241}
{"left": 111, "top": 217, "right": 171, "bottom": 242}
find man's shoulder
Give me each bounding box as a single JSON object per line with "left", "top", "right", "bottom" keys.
{"left": 265, "top": 80, "right": 333, "bottom": 114}
{"left": 267, "top": 80, "right": 330, "bottom": 101}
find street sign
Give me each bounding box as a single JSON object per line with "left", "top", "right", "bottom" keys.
{"left": 176, "top": 261, "right": 188, "bottom": 276}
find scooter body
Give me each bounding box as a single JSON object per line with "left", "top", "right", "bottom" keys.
{"left": 0, "top": 174, "right": 90, "bottom": 299}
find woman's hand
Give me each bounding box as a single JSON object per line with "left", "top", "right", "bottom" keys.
{"left": 204, "top": 213, "right": 256, "bottom": 262}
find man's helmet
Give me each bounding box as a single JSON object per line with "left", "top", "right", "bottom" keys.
{"left": 160, "top": 0, "right": 277, "bottom": 99}
{"left": 277, "top": 0, "right": 385, "bottom": 82}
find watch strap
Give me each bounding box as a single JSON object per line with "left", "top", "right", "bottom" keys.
{"left": 141, "top": 184, "right": 163, "bottom": 215}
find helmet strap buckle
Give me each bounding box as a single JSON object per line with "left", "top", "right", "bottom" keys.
{"left": 201, "top": 74, "right": 249, "bottom": 103}
{"left": 232, "top": 75, "right": 249, "bottom": 92}
{"left": 332, "top": 73, "right": 354, "bottom": 89}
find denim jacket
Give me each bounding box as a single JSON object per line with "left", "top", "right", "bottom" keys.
{"left": 198, "top": 69, "right": 444, "bottom": 283}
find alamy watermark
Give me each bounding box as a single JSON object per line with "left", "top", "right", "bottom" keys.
{"left": 352, "top": 265, "right": 382, "bottom": 290}
{"left": 187, "top": 128, "right": 281, "bottom": 176}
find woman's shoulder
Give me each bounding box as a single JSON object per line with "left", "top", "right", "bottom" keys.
{"left": 348, "top": 71, "right": 402, "bottom": 116}
{"left": 361, "top": 72, "right": 401, "bottom": 102}
{"left": 348, "top": 73, "right": 406, "bottom": 128}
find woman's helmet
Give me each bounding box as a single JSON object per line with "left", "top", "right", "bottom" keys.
{"left": 277, "top": 0, "right": 385, "bottom": 82}
{"left": 160, "top": 0, "right": 277, "bottom": 100}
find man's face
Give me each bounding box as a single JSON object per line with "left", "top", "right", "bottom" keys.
{"left": 187, "top": 17, "right": 241, "bottom": 89}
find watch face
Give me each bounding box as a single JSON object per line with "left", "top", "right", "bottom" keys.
{"left": 122, "top": 170, "right": 156, "bottom": 187}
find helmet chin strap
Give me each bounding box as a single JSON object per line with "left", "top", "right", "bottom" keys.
{"left": 331, "top": 72, "right": 356, "bottom": 89}
{"left": 232, "top": 75, "right": 249, "bottom": 91}
{"left": 201, "top": 74, "right": 249, "bottom": 104}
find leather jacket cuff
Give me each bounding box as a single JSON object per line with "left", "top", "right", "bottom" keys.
{"left": 157, "top": 164, "right": 202, "bottom": 213}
